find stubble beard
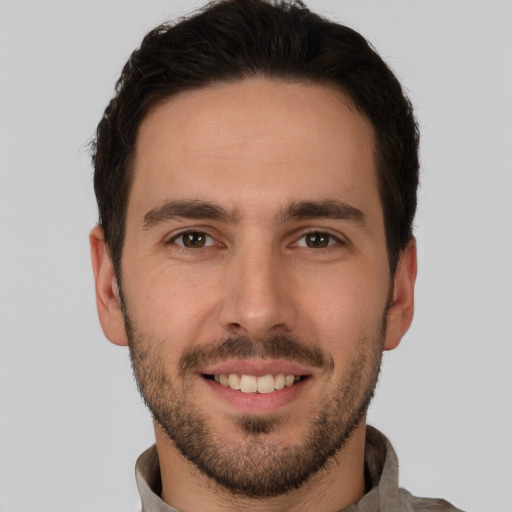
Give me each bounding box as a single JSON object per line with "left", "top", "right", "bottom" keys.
{"left": 124, "top": 310, "right": 386, "bottom": 498}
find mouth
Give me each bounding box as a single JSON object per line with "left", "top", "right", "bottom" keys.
{"left": 199, "top": 360, "right": 314, "bottom": 413}
{"left": 203, "top": 373, "right": 308, "bottom": 394}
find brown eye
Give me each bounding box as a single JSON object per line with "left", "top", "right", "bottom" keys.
{"left": 176, "top": 231, "right": 212, "bottom": 248}
{"left": 304, "top": 232, "right": 331, "bottom": 248}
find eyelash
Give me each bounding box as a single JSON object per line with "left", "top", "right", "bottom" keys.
{"left": 293, "top": 230, "right": 344, "bottom": 249}
{"left": 167, "top": 230, "right": 217, "bottom": 249}
{"left": 166, "top": 229, "right": 344, "bottom": 250}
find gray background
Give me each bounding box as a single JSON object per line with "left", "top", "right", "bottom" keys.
{"left": 0, "top": 1, "right": 510, "bottom": 511}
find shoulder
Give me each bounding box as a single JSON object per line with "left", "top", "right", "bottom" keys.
{"left": 399, "top": 488, "right": 466, "bottom": 512}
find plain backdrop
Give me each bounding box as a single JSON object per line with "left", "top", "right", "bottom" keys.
{"left": 0, "top": 1, "right": 510, "bottom": 511}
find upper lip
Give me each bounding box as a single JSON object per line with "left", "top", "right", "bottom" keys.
{"left": 201, "top": 359, "right": 313, "bottom": 377}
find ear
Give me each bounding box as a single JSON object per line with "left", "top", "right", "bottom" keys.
{"left": 383, "top": 238, "right": 417, "bottom": 351}
{"left": 89, "top": 225, "right": 128, "bottom": 346}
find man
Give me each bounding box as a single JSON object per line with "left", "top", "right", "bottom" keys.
{"left": 89, "top": 1, "right": 463, "bottom": 510}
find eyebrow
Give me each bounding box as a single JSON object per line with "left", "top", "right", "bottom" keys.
{"left": 142, "top": 198, "right": 367, "bottom": 230}
{"left": 277, "top": 200, "right": 367, "bottom": 226}
{"left": 142, "top": 199, "right": 239, "bottom": 229}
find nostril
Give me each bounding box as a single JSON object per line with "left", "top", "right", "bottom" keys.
{"left": 226, "top": 322, "right": 245, "bottom": 333}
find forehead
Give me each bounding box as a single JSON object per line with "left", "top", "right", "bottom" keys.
{"left": 130, "top": 78, "right": 379, "bottom": 223}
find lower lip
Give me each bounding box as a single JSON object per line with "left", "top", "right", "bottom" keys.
{"left": 202, "top": 377, "right": 308, "bottom": 413}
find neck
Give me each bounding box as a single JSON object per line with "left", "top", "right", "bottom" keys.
{"left": 154, "top": 421, "right": 368, "bottom": 512}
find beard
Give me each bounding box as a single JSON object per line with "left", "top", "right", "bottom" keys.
{"left": 124, "top": 308, "right": 386, "bottom": 498}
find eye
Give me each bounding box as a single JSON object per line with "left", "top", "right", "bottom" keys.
{"left": 295, "top": 231, "right": 340, "bottom": 249}
{"left": 171, "top": 231, "right": 215, "bottom": 249}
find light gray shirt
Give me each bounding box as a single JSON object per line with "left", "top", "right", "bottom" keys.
{"left": 135, "top": 426, "right": 464, "bottom": 511}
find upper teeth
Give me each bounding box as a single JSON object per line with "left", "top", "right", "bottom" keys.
{"left": 213, "top": 374, "right": 300, "bottom": 393}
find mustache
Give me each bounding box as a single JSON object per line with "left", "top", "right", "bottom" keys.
{"left": 179, "top": 334, "right": 334, "bottom": 377}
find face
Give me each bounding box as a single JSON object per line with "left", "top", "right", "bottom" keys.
{"left": 92, "top": 78, "right": 416, "bottom": 497}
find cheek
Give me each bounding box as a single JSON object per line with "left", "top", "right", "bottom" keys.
{"left": 296, "top": 267, "right": 388, "bottom": 345}
{"left": 124, "top": 263, "right": 223, "bottom": 340}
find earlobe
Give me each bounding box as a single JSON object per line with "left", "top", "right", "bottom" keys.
{"left": 89, "top": 225, "right": 129, "bottom": 346}
{"left": 383, "top": 239, "right": 417, "bottom": 351}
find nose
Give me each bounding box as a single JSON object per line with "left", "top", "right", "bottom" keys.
{"left": 217, "top": 245, "right": 297, "bottom": 340}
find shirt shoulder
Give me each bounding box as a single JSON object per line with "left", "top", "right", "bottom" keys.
{"left": 399, "top": 488, "right": 466, "bottom": 512}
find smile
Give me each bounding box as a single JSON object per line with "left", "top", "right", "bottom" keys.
{"left": 205, "top": 373, "right": 305, "bottom": 393}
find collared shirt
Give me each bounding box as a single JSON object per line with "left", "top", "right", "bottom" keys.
{"left": 135, "top": 426, "right": 464, "bottom": 512}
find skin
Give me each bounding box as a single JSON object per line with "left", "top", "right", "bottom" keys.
{"left": 90, "top": 78, "right": 417, "bottom": 512}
